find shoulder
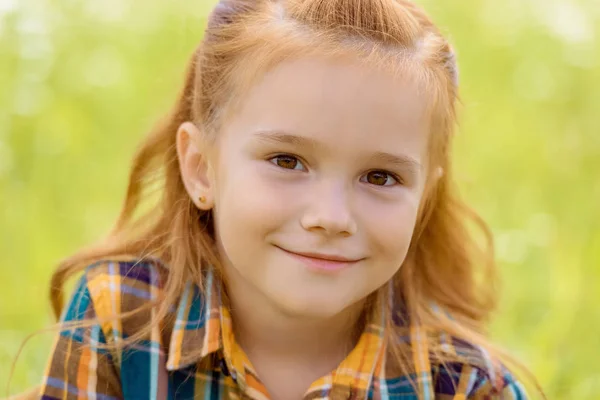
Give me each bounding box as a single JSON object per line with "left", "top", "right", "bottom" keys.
{"left": 62, "top": 256, "right": 169, "bottom": 325}
{"left": 43, "top": 257, "right": 169, "bottom": 398}
{"left": 82, "top": 256, "right": 168, "bottom": 296}
{"left": 432, "top": 338, "right": 529, "bottom": 399}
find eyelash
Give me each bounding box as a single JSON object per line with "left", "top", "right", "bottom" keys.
{"left": 361, "top": 170, "right": 402, "bottom": 187}
{"left": 268, "top": 154, "right": 307, "bottom": 171}
{"left": 267, "top": 154, "right": 402, "bottom": 187}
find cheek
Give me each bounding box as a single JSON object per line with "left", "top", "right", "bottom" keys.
{"left": 214, "top": 163, "right": 294, "bottom": 242}
{"left": 364, "top": 194, "right": 421, "bottom": 264}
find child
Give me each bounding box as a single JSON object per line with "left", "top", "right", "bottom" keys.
{"left": 37, "top": 0, "right": 535, "bottom": 399}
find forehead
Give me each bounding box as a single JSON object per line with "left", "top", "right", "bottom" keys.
{"left": 220, "top": 56, "right": 430, "bottom": 161}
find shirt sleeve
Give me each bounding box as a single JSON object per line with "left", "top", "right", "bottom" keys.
{"left": 39, "top": 271, "right": 123, "bottom": 400}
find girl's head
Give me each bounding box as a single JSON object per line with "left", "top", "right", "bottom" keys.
{"left": 174, "top": 0, "right": 468, "bottom": 320}
{"left": 52, "top": 0, "right": 494, "bottom": 368}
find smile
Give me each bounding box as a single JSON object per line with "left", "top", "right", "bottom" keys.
{"left": 276, "top": 246, "right": 363, "bottom": 272}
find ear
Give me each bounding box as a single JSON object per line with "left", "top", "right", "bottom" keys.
{"left": 176, "top": 121, "right": 215, "bottom": 210}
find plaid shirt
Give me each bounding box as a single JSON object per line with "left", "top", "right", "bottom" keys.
{"left": 40, "top": 258, "right": 528, "bottom": 399}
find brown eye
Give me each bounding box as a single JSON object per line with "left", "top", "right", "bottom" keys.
{"left": 270, "top": 155, "right": 304, "bottom": 170}
{"left": 363, "top": 171, "right": 397, "bottom": 186}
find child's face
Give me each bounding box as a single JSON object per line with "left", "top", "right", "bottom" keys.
{"left": 182, "top": 56, "right": 429, "bottom": 319}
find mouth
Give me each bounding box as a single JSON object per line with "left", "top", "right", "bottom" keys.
{"left": 275, "top": 246, "right": 363, "bottom": 272}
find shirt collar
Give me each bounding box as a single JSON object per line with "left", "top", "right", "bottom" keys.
{"left": 166, "top": 268, "right": 222, "bottom": 371}
{"left": 166, "top": 267, "right": 391, "bottom": 395}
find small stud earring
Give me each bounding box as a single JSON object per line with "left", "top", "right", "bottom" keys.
{"left": 198, "top": 195, "right": 206, "bottom": 204}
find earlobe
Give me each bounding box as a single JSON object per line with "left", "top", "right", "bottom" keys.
{"left": 176, "top": 121, "right": 215, "bottom": 210}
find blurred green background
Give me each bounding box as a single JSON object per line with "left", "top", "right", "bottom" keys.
{"left": 1, "top": 0, "right": 598, "bottom": 397}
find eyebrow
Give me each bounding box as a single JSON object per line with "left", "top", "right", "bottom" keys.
{"left": 253, "top": 130, "right": 318, "bottom": 148}
{"left": 253, "top": 129, "right": 422, "bottom": 172}
{"left": 369, "top": 151, "right": 423, "bottom": 173}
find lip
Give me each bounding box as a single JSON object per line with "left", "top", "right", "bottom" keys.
{"left": 276, "top": 246, "right": 363, "bottom": 272}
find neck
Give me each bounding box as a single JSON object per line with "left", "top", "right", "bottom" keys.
{"left": 222, "top": 268, "right": 367, "bottom": 366}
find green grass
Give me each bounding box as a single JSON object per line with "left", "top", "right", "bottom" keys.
{"left": 1, "top": 0, "right": 599, "bottom": 397}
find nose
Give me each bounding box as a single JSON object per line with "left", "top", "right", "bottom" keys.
{"left": 300, "top": 181, "right": 357, "bottom": 237}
